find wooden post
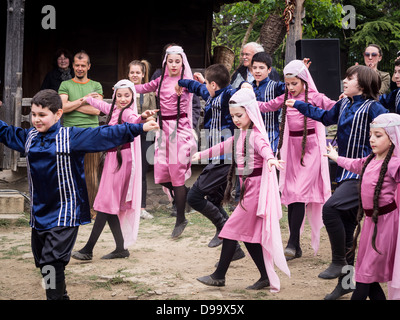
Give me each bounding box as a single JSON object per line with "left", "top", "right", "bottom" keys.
{"left": 285, "top": 0, "right": 305, "bottom": 64}
{"left": 1, "top": 0, "right": 25, "bottom": 170}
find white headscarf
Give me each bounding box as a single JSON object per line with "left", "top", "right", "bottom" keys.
{"left": 229, "top": 88, "right": 290, "bottom": 293}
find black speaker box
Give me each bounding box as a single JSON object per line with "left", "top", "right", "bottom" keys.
{"left": 296, "top": 39, "right": 342, "bottom": 101}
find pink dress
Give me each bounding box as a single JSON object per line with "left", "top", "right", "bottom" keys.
{"left": 86, "top": 97, "right": 142, "bottom": 248}
{"left": 337, "top": 156, "right": 400, "bottom": 283}
{"left": 259, "top": 92, "right": 335, "bottom": 253}
{"left": 199, "top": 128, "right": 274, "bottom": 243}
{"left": 135, "top": 75, "right": 196, "bottom": 186}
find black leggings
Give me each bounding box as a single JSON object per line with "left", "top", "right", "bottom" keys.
{"left": 351, "top": 282, "right": 386, "bottom": 300}
{"left": 212, "top": 239, "right": 267, "bottom": 281}
{"left": 80, "top": 211, "right": 124, "bottom": 253}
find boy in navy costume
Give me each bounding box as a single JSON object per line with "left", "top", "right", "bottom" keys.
{"left": 251, "top": 52, "right": 285, "bottom": 153}
{"left": 0, "top": 89, "right": 158, "bottom": 299}
{"left": 177, "top": 64, "right": 250, "bottom": 259}
{"left": 380, "top": 59, "right": 400, "bottom": 114}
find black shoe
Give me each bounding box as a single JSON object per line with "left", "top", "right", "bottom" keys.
{"left": 246, "top": 278, "right": 270, "bottom": 290}
{"left": 171, "top": 219, "right": 188, "bottom": 239}
{"left": 208, "top": 229, "right": 223, "bottom": 248}
{"left": 101, "top": 249, "right": 130, "bottom": 259}
{"left": 324, "top": 283, "right": 354, "bottom": 300}
{"left": 318, "top": 263, "right": 347, "bottom": 279}
{"left": 197, "top": 275, "right": 225, "bottom": 287}
{"left": 71, "top": 251, "right": 93, "bottom": 261}
{"left": 284, "top": 247, "right": 302, "bottom": 261}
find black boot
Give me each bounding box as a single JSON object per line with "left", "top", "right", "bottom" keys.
{"left": 45, "top": 281, "right": 66, "bottom": 300}
{"left": 324, "top": 275, "right": 354, "bottom": 300}
{"left": 201, "top": 202, "right": 227, "bottom": 247}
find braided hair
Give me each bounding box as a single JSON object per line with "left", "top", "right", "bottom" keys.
{"left": 223, "top": 122, "right": 254, "bottom": 211}
{"left": 350, "top": 143, "right": 396, "bottom": 256}
{"left": 277, "top": 80, "right": 309, "bottom": 166}
{"left": 104, "top": 90, "right": 134, "bottom": 172}
{"left": 156, "top": 55, "right": 185, "bottom": 147}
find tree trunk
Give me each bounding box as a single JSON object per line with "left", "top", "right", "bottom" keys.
{"left": 259, "top": 13, "right": 287, "bottom": 55}
{"left": 241, "top": 11, "right": 258, "bottom": 49}
{"left": 285, "top": 0, "right": 305, "bottom": 64}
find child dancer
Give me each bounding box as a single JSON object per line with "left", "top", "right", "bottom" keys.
{"left": 379, "top": 59, "right": 400, "bottom": 113}
{"left": 325, "top": 113, "right": 400, "bottom": 300}
{"left": 72, "top": 80, "right": 158, "bottom": 260}
{"left": 287, "top": 64, "right": 388, "bottom": 299}
{"left": 0, "top": 89, "right": 158, "bottom": 299}
{"left": 251, "top": 52, "right": 285, "bottom": 153}
{"left": 195, "top": 88, "right": 289, "bottom": 292}
{"left": 135, "top": 46, "right": 196, "bottom": 238}
{"left": 128, "top": 60, "right": 157, "bottom": 219}
{"left": 258, "top": 59, "right": 336, "bottom": 261}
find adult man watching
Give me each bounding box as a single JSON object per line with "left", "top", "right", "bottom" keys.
{"left": 231, "top": 42, "right": 280, "bottom": 88}
{"left": 59, "top": 50, "right": 103, "bottom": 217}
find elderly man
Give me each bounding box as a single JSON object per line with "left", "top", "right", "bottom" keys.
{"left": 231, "top": 42, "right": 280, "bottom": 88}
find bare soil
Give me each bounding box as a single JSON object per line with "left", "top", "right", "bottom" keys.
{"left": 0, "top": 171, "right": 386, "bottom": 302}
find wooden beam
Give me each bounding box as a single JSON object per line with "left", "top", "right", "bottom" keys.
{"left": 1, "top": 0, "right": 25, "bottom": 170}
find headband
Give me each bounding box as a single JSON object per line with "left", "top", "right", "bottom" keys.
{"left": 370, "top": 121, "right": 400, "bottom": 128}
{"left": 229, "top": 98, "right": 258, "bottom": 109}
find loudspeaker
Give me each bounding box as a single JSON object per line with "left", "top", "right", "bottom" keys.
{"left": 296, "top": 39, "right": 342, "bottom": 100}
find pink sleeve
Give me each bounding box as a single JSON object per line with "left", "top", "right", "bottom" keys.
{"left": 336, "top": 156, "right": 367, "bottom": 175}
{"left": 312, "top": 93, "right": 337, "bottom": 111}
{"left": 252, "top": 130, "right": 274, "bottom": 161}
{"left": 121, "top": 109, "right": 141, "bottom": 124}
{"left": 135, "top": 78, "right": 160, "bottom": 94}
{"left": 258, "top": 94, "right": 285, "bottom": 112}
{"left": 387, "top": 158, "right": 400, "bottom": 183}
{"left": 199, "top": 137, "right": 234, "bottom": 159}
{"left": 86, "top": 97, "right": 111, "bottom": 114}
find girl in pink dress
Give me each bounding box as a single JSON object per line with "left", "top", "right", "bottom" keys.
{"left": 135, "top": 46, "right": 196, "bottom": 238}
{"left": 326, "top": 113, "right": 400, "bottom": 300}
{"left": 72, "top": 80, "right": 158, "bottom": 260}
{"left": 195, "top": 88, "right": 290, "bottom": 293}
{"left": 258, "top": 60, "right": 336, "bottom": 260}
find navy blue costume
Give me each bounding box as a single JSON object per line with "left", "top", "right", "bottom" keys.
{"left": 252, "top": 77, "right": 285, "bottom": 153}
{"left": 293, "top": 95, "right": 388, "bottom": 284}
{"left": 0, "top": 119, "right": 143, "bottom": 299}
{"left": 380, "top": 87, "right": 400, "bottom": 114}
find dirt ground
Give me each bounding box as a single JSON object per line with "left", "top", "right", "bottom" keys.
{"left": 0, "top": 171, "right": 387, "bottom": 302}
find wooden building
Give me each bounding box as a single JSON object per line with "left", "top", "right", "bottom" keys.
{"left": 1, "top": 0, "right": 258, "bottom": 170}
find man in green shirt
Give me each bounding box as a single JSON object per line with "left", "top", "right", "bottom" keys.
{"left": 59, "top": 51, "right": 103, "bottom": 217}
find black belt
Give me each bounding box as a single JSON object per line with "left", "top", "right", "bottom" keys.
{"left": 162, "top": 113, "right": 187, "bottom": 120}
{"left": 364, "top": 201, "right": 397, "bottom": 217}
{"left": 289, "top": 128, "right": 316, "bottom": 137}
{"left": 238, "top": 167, "right": 263, "bottom": 178}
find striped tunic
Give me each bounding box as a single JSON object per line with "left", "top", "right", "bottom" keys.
{"left": 252, "top": 77, "right": 285, "bottom": 153}
{"left": 0, "top": 120, "right": 143, "bottom": 230}
{"left": 294, "top": 95, "right": 389, "bottom": 183}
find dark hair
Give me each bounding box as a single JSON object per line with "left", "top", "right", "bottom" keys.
{"left": 223, "top": 122, "right": 254, "bottom": 210}
{"left": 364, "top": 44, "right": 383, "bottom": 56}
{"left": 204, "top": 64, "right": 230, "bottom": 89}
{"left": 345, "top": 65, "right": 381, "bottom": 101}
{"left": 277, "top": 79, "right": 309, "bottom": 166}
{"left": 350, "top": 143, "right": 395, "bottom": 256}
{"left": 156, "top": 52, "right": 185, "bottom": 146}
{"left": 74, "top": 50, "right": 91, "bottom": 65}
{"left": 104, "top": 88, "right": 135, "bottom": 171}
{"left": 251, "top": 52, "right": 272, "bottom": 69}
{"left": 31, "top": 89, "right": 62, "bottom": 113}
{"left": 53, "top": 48, "right": 73, "bottom": 69}
{"left": 395, "top": 59, "right": 400, "bottom": 67}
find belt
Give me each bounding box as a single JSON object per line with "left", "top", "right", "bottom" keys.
{"left": 364, "top": 201, "right": 397, "bottom": 217}
{"left": 162, "top": 113, "right": 187, "bottom": 120}
{"left": 289, "top": 128, "right": 316, "bottom": 137}
{"left": 238, "top": 167, "right": 263, "bottom": 178}
{"left": 108, "top": 142, "right": 131, "bottom": 153}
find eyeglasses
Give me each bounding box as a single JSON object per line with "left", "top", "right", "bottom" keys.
{"left": 364, "top": 52, "right": 379, "bottom": 58}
